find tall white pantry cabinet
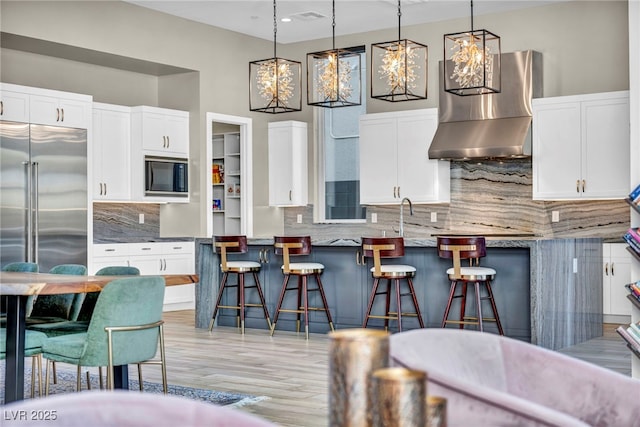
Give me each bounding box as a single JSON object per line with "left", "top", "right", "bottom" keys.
{"left": 359, "top": 108, "right": 450, "bottom": 204}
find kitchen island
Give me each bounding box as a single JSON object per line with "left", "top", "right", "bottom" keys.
{"left": 194, "top": 237, "right": 603, "bottom": 350}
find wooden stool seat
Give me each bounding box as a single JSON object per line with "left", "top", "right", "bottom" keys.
{"left": 271, "top": 236, "right": 334, "bottom": 340}
{"left": 437, "top": 236, "right": 504, "bottom": 335}
{"left": 362, "top": 237, "right": 424, "bottom": 332}
{"left": 209, "top": 235, "right": 271, "bottom": 334}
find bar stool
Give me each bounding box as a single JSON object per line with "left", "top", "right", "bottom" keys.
{"left": 209, "top": 235, "right": 271, "bottom": 334}
{"left": 271, "top": 236, "right": 335, "bottom": 340}
{"left": 362, "top": 237, "right": 425, "bottom": 332}
{"left": 437, "top": 236, "right": 504, "bottom": 335}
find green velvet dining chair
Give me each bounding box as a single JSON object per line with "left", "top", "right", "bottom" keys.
{"left": 1, "top": 262, "right": 39, "bottom": 272}
{"left": 28, "top": 264, "right": 88, "bottom": 323}
{"left": 28, "top": 266, "right": 141, "bottom": 390}
{"left": 41, "top": 276, "right": 168, "bottom": 394}
{"left": 0, "top": 328, "right": 48, "bottom": 398}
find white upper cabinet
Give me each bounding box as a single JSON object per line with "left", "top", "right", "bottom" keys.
{"left": 360, "top": 108, "right": 450, "bottom": 204}
{"left": 268, "top": 121, "right": 308, "bottom": 207}
{"left": 0, "top": 89, "right": 29, "bottom": 123}
{"left": 0, "top": 83, "right": 91, "bottom": 129}
{"left": 92, "top": 103, "right": 131, "bottom": 201}
{"left": 131, "top": 106, "right": 189, "bottom": 158}
{"left": 30, "top": 93, "right": 91, "bottom": 129}
{"left": 533, "top": 91, "right": 630, "bottom": 200}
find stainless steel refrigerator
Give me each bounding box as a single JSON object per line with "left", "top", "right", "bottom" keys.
{"left": 0, "top": 121, "right": 87, "bottom": 272}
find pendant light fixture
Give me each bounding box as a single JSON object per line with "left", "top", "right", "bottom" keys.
{"left": 249, "top": 0, "right": 301, "bottom": 113}
{"left": 443, "top": 0, "right": 501, "bottom": 96}
{"left": 307, "top": 0, "right": 361, "bottom": 108}
{"left": 371, "top": 0, "right": 428, "bottom": 102}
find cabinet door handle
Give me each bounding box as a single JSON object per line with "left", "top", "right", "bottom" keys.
{"left": 1, "top": 100, "right": 3, "bottom": 115}
{"left": 264, "top": 248, "right": 270, "bottom": 264}
{"left": 104, "top": 183, "right": 107, "bottom": 195}
{"left": 355, "top": 250, "right": 361, "bottom": 265}
{"left": 604, "top": 262, "right": 609, "bottom": 276}
{"left": 397, "top": 186, "right": 400, "bottom": 198}
{"left": 166, "top": 136, "right": 170, "bottom": 148}
{"left": 576, "top": 180, "right": 580, "bottom": 193}
{"left": 61, "top": 108, "right": 64, "bottom": 122}
{"left": 611, "top": 262, "right": 614, "bottom": 275}
{"left": 56, "top": 108, "right": 60, "bottom": 122}
{"left": 393, "top": 187, "right": 397, "bottom": 198}
{"left": 582, "top": 180, "right": 586, "bottom": 193}
{"left": 99, "top": 183, "right": 103, "bottom": 195}
{"left": 289, "top": 190, "right": 292, "bottom": 201}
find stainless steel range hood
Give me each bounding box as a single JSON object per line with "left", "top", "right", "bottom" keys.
{"left": 428, "top": 50, "right": 542, "bottom": 161}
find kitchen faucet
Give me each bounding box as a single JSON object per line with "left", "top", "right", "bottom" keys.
{"left": 399, "top": 197, "right": 413, "bottom": 237}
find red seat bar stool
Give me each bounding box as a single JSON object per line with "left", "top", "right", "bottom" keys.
{"left": 209, "top": 235, "right": 271, "bottom": 334}
{"left": 270, "top": 236, "right": 335, "bottom": 340}
{"left": 437, "top": 236, "right": 504, "bottom": 335}
{"left": 362, "top": 237, "right": 425, "bottom": 332}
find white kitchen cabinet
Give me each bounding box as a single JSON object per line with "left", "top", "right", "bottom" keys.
{"left": 359, "top": 108, "right": 450, "bottom": 204}
{"left": 0, "top": 88, "right": 29, "bottom": 123}
{"left": 0, "top": 83, "right": 91, "bottom": 129}
{"left": 532, "top": 91, "right": 630, "bottom": 200}
{"left": 30, "top": 93, "right": 91, "bottom": 129}
{"left": 603, "top": 243, "right": 632, "bottom": 320}
{"left": 91, "top": 241, "right": 195, "bottom": 311}
{"left": 92, "top": 103, "right": 131, "bottom": 201}
{"left": 268, "top": 121, "right": 308, "bottom": 206}
{"left": 131, "top": 106, "right": 189, "bottom": 158}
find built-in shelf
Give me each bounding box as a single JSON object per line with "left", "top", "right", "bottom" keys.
{"left": 211, "top": 131, "right": 242, "bottom": 235}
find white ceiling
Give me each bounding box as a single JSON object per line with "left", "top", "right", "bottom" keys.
{"left": 125, "top": 0, "right": 569, "bottom": 44}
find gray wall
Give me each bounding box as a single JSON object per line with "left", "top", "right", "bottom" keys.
{"left": 0, "top": 1, "right": 630, "bottom": 238}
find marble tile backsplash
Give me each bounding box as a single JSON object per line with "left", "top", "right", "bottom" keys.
{"left": 284, "top": 159, "right": 630, "bottom": 240}
{"left": 93, "top": 203, "right": 160, "bottom": 242}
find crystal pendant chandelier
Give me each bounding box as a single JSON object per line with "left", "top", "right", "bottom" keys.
{"left": 371, "top": 0, "right": 428, "bottom": 102}
{"left": 249, "top": 0, "right": 301, "bottom": 113}
{"left": 307, "top": 0, "right": 361, "bottom": 108}
{"left": 443, "top": 0, "right": 501, "bottom": 96}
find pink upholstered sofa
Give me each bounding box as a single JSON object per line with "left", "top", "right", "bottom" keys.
{"left": 2, "top": 391, "right": 276, "bottom": 427}
{"left": 390, "top": 329, "right": 640, "bottom": 427}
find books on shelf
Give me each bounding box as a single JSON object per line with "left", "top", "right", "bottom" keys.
{"left": 629, "top": 183, "right": 640, "bottom": 203}
{"left": 627, "top": 282, "right": 640, "bottom": 303}
{"left": 616, "top": 325, "right": 640, "bottom": 355}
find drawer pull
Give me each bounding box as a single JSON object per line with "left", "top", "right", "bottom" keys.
{"left": 105, "top": 249, "right": 115, "bottom": 252}
{"left": 142, "top": 247, "right": 152, "bottom": 251}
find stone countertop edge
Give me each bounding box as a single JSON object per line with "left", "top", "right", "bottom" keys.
{"left": 194, "top": 237, "right": 560, "bottom": 248}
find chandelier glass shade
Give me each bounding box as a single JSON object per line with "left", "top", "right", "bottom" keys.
{"left": 443, "top": 1, "right": 501, "bottom": 96}
{"left": 371, "top": 1, "right": 427, "bottom": 102}
{"left": 306, "top": 0, "right": 361, "bottom": 108}
{"left": 249, "top": 0, "right": 301, "bottom": 113}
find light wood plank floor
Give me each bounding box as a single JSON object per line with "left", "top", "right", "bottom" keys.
{"left": 53, "top": 312, "right": 634, "bottom": 427}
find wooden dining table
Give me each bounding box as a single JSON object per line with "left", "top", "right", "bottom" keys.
{"left": 1, "top": 271, "right": 199, "bottom": 403}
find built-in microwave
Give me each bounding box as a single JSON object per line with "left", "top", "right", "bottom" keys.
{"left": 145, "top": 156, "right": 188, "bottom": 197}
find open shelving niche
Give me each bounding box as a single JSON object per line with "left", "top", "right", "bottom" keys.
{"left": 622, "top": 197, "right": 640, "bottom": 378}
{"left": 205, "top": 112, "right": 253, "bottom": 237}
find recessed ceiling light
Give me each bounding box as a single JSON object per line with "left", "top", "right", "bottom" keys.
{"left": 281, "top": 17, "right": 292, "bottom": 23}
